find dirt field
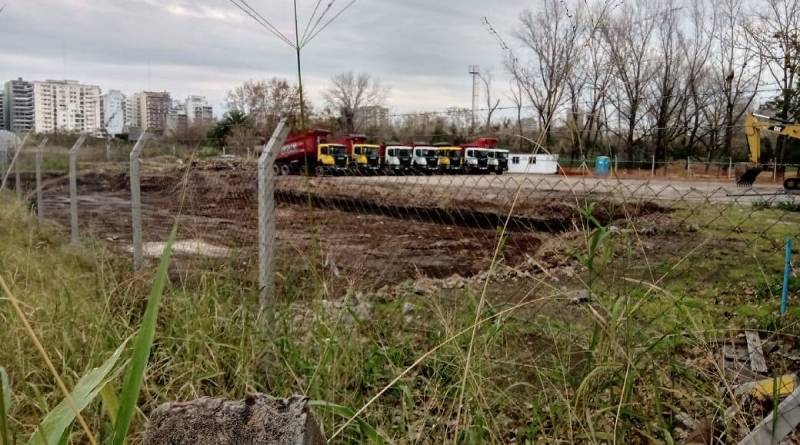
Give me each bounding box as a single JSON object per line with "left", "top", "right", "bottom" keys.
{"left": 31, "top": 159, "right": 765, "bottom": 289}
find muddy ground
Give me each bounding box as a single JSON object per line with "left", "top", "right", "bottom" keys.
{"left": 31, "top": 160, "right": 671, "bottom": 288}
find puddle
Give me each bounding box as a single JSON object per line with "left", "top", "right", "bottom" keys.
{"left": 130, "top": 239, "right": 234, "bottom": 258}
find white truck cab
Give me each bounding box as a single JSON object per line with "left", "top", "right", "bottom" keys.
{"left": 383, "top": 145, "right": 413, "bottom": 173}
{"left": 487, "top": 148, "right": 510, "bottom": 174}
{"left": 412, "top": 146, "right": 439, "bottom": 173}
{"left": 463, "top": 147, "right": 490, "bottom": 174}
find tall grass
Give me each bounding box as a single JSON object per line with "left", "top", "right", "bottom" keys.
{"left": 0, "top": 186, "right": 796, "bottom": 443}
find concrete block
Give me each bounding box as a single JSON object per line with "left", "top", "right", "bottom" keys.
{"left": 143, "top": 394, "right": 324, "bottom": 445}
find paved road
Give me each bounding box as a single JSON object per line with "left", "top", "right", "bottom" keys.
{"left": 278, "top": 173, "right": 793, "bottom": 205}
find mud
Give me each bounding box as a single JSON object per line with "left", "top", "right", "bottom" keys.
{"left": 35, "top": 161, "right": 669, "bottom": 287}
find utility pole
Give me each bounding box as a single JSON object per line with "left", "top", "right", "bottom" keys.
{"left": 293, "top": 0, "right": 306, "bottom": 129}
{"left": 469, "top": 65, "right": 480, "bottom": 131}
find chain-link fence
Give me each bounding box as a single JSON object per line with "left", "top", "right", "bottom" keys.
{"left": 3, "top": 126, "right": 800, "bottom": 442}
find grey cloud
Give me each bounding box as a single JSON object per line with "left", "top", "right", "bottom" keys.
{"left": 1, "top": 0, "right": 532, "bottom": 112}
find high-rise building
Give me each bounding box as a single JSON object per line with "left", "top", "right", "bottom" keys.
{"left": 101, "top": 90, "right": 126, "bottom": 136}
{"left": 4, "top": 78, "right": 35, "bottom": 133}
{"left": 166, "top": 100, "right": 188, "bottom": 136}
{"left": 355, "top": 105, "right": 389, "bottom": 129}
{"left": 138, "top": 91, "right": 171, "bottom": 132}
{"left": 185, "top": 95, "right": 214, "bottom": 124}
{"left": 32, "top": 80, "right": 102, "bottom": 134}
{"left": 125, "top": 92, "right": 141, "bottom": 131}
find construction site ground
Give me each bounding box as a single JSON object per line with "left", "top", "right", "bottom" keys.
{"left": 26, "top": 159, "right": 797, "bottom": 295}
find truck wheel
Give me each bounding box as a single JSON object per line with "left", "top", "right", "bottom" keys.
{"left": 785, "top": 177, "right": 799, "bottom": 191}
{"left": 280, "top": 165, "right": 290, "bottom": 176}
{"left": 315, "top": 166, "right": 325, "bottom": 176}
{"left": 273, "top": 164, "right": 280, "bottom": 175}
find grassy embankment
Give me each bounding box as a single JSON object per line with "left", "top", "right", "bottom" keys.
{"left": 1, "top": 192, "right": 798, "bottom": 443}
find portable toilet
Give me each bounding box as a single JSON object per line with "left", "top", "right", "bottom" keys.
{"left": 595, "top": 156, "right": 611, "bottom": 176}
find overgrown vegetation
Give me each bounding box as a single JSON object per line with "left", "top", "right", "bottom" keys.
{"left": 0, "top": 192, "right": 798, "bottom": 443}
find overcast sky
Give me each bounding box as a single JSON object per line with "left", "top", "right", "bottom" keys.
{"left": 0, "top": 0, "right": 533, "bottom": 115}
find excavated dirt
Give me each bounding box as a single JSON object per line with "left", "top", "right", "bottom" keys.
{"left": 34, "top": 160, "right": 669, "bottom": 287}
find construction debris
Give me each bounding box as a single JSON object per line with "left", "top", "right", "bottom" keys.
{"left": 746, "top": 330, "right": 769, "bottom": 374}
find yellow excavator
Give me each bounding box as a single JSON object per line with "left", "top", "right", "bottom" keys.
{"left": 735, "top": 113, "right": 800, "bottom": 191}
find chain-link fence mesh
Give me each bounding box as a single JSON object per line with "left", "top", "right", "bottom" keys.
{"left": 4, "top": 131, "right": 800, "bottom": 442}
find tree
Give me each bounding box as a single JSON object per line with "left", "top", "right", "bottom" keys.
{"left": 479, "top": 71, "right": 501, "bottom": 132}
{"left": 601, "top": 0, "right": 657, "bottom": 161}
{"left": 207, "top": 110, "right": 251, "bottom": 149}
{"left": 509, "top": 0, "right": 583, "bottom": 145}
{"left": 323, "top": 72, "right": 389, "bottom": 133}
{"left": 746, "top": 0, "right": 800, "bottom": 162}
{"left": 225, "top": 78, "right": 303, "bottom": 136}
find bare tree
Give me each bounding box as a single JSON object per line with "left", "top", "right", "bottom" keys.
{"left": 745, "top": 0, "right": 800, "bottom": 162}
{"left": 509, "top": 0, "right": 583, "bottom": 144}
{"left": 225, "top": 78, "right": 303, "bottom": 135}
{"left": 707, "top": 0, "right": 763, "bottom": 161}
{"left": 479, "top": 71, "right": 501, "bottom": 131}
{"left": 507, "top": 78, "right": 526, "bottom": 148}
{"left": 323, "top": 72, "right": 388, "bottom": 134}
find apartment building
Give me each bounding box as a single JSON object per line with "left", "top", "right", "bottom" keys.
{"left": 100, "top": 90, "right": 126, "bottom": 136}
{"left": 138, "top": 91, "right": 171, "bottom": 132}
{"left": 166, "top": 100, "right": 188, "bottom": 136}
{"left": 4, "top": 78, "right": 35, "bottom": 132}
{"left": 185, "top": 95, "right": 214, "bottom": 124}
{"left": 125, "top": 92, "right": 141, "bottom": 131}
{"left": 33, "top": 80, "right": 102, "bottom": 134}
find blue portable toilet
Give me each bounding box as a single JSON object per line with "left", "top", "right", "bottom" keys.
{"left": 595, "top": 156, "right": 611, "bottom": 176}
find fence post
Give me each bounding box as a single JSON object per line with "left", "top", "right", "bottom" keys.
{"left": 781, "top": 238, "right": 793, "bottom": 316}
{"left": 728, "top": 157, "right": 733, "bottom": 179}
{"left": 774, "top": 158, "right": 778, "bottom": 183}
{"left": 613, "top": 155, "right": 618, "bottom": 176}
{"left": 68, "top": 134, "right": 87, "bottom": 246}
{"left": 687, "top": 156, "right": 691, "bottom": 176}
{"left": 258, "top": 119, "right": 290, "bottom": 320}
{"left": 1, "top": 132, "right": 29, "bottom": 192}
{"left": 34, "top": 138, "right": 48, "bottom": 224}
{"left": 651, "top": 154, "right": 655, "bottom": 177}
{"left": 129, "top": 132, "right": 149, "bottom": 271}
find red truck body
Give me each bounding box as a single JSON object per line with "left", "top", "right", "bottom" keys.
{"left": 463, "top": 137, "right": 498, "bottom": 148}
{"left": 335, "top": 134, "right": 368, "bottom": 156}
{"left": 275, "top": 129, "right": 331, "bottom": 164}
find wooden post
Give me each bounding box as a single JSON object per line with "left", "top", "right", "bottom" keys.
{"left": 68, "top": 135, "right": 87, "bottom": 246}
{"left": 687, "top": 156, "right": 691, "bottom": 176}
{"left": 258, "top": 119, "right": 290, "bottom": 321}
{"left": 130, "top": 132, "right": 149, "bottom": 271}
{"left": 728, "top": 157, "right": 733, "bottom": 179}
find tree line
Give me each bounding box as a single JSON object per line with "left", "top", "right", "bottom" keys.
{"left": 211, "top": 0, "right": 800, "bottom": 165}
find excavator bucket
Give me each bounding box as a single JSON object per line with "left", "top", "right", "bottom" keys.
{"left": 734, "top": 163, "right": 762, "bottom": 187}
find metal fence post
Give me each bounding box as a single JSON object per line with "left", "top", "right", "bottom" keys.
{"left": 35, "top": 138, "right": 48, "bottom": 223}
{"left": 258, "top": 119, "right": 290, "bottom": 318}
{"left": 651, "top": 154, "right": 655, "bottom": 177}
{"left": 1, "top": 132, "right": 29, "bottom": 192}
{"left": 728, "top": 157, "right": 733, "bottom": 179}
{"left": 68, "top": 134, "right": 87, "bottom": 246}
{"left": 130, "top": 132, "right": 148, "bottom": 271}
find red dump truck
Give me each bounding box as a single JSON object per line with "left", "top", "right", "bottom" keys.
{"left": 336, "top": 134, "right": 382, "bottom": 174}
{"left": 274, "top": 129, "right": 350, "bottom": 175}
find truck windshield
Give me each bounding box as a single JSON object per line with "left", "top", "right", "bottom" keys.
{"left": 328, "top": 145, "right": 347, "bottom": 156}
{"left": 497, "top": 152, "right": 508, "bottom": 160}
{"left": 470, "top": 150, "right": 488, "bottom": 158}
{"left": 448, "top": 151, "right": 461, "bottom": 159}
{"left": 422, "top": 149, "right": 437, "bottom": 157}
{"left": 365, "top": 147, "right": 379, "bottom": 156}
